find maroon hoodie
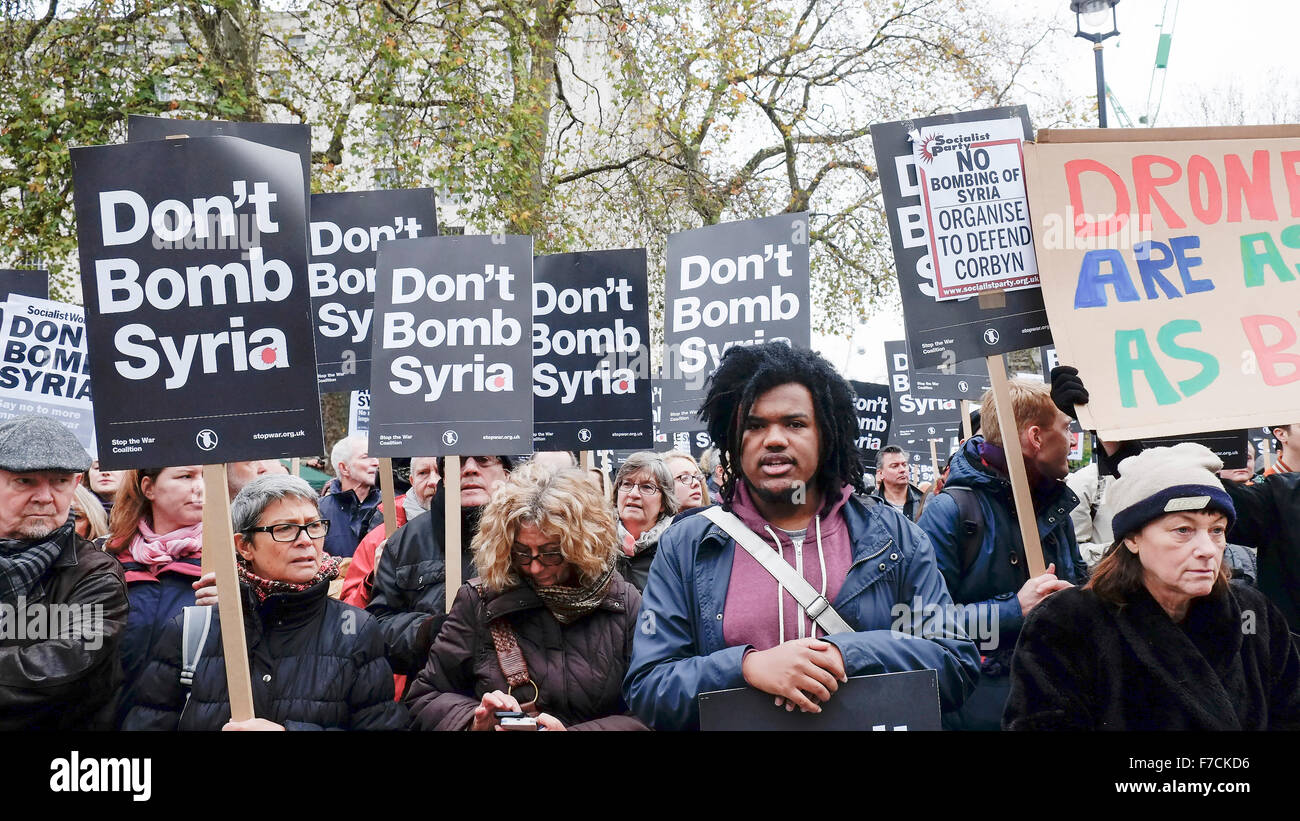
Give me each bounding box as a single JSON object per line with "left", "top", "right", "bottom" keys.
{"left": 721, "top": 481, "right": 855, "bottom": 651}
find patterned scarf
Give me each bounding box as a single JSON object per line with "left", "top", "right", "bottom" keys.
{"left": 236, "top": 554, "right": 340, "bottom": 603}
{"left": 128, "top": 518, "right": 202, "bottom": 570}
{"left": 528, "top": 563, "right": 616, "bottom": 625}
{"left": 0, "top": 521, "right": 72, "bottom": 603}
{"left": 616, "top": 515, "right": 672, "bottom": 558}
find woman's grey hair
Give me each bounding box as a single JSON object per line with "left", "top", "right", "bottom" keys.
{"left": 231, "top": 474, "right": 321, "bottom": 533}
{"left": 610, "top": 451, "right": 680, "bottom": 517}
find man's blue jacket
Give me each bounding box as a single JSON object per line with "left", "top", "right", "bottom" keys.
{"left": 622, "top": 493, "right": 980, "bottom": 731}
{"left": 917, "top": 436, "right": 1085, "bottom": 652}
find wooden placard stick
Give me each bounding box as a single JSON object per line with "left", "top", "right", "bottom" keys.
{"left": 201, "top": 463, "right": 256, "bottom": 722}
{"left": 444, "top": 455, "right": 461, "bottom": 615}
{"left": 1262, "top": 438, "right": 1274, "bottom": 470}
{"left": 929, "top": 438, "right": 940, "bottom": 481}
{"left": 579, "top": 450, "right": 592, "bottom": 472}
{"left": 985, "top": 355, "right": 1047, "bottom": 578}
{"left": 291, "top": 457, "right": 300, "bottom": 477}
{"left": 377, "top": 457, "right": 398, "bottom": 540}
{"left": 961, "top": 400, "right": 973, "bottom": 441}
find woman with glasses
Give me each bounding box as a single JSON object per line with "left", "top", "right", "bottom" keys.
{"left": 124, "top": 475, "right": 408, "bottom": 730}
{"left": 368, "top": 454, "right": 516, "bottom": 690}
{"left": 407, "top": 463, "right": 648, "bottom": 730}
{"left": 611, "top": 452, "right": 679, "bottom": 592}
{"left": 662, "top": 450, "right": 711, "bottom": 511}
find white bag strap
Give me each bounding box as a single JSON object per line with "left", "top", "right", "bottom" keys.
{"left": 180, "top": 605, "right": 214, "bottom": 689}
{"left": 701, "top": 506, "right": 854, "bottom": 636}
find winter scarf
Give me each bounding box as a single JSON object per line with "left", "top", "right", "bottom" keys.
{"left": 128, "top": 518, "right": 202, "bottom": 571}
{"left": 237, "top": 554, "right": 341, "bottom": 603}
{"left": 0, "top": 520, "right": 71, "bottom": 602}
{"left": 617, "top": 515, "right": 672, "bottom": 558}
{"left": 528, "top": 563, "right": 617, "bottom": 625}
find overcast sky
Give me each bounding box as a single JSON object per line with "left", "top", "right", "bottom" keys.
{"left": 823, "top": 0, "right": 1300, "bottom": 383}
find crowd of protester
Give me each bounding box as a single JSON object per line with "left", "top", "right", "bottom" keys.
{"left": 1, "top": 342, "right": 1297, "bottom": 731}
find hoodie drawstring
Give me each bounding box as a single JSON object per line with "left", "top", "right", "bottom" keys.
{"left": 764, "top": 516, "right": 829, "bottom": 642}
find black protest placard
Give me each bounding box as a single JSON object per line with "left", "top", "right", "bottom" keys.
{"left": 0, "top": 295, "right": 95, "bottom": 456}
{"left": 71, "top": 136, "right": 322, "bottom": 469}
{"left": 662, "top": 213, "right": 810, "bottom": 433}
{"left": 309, "top": 189, "right": 438, "bottom": 391}
{"left": 0, "top": 269, "right": 49, "bottom": 301}
{"left": 368, "top": 235, "right": 533, "bottom": 456}
{"left": 884, "top": 340, "right": 962, "bottom": 460}
{"left": 871, "top": 107, "right": 1051, "bottom": 368}
{"left": 1141, "top": 429, "right": 1250, "bottom": 470}
{"left": 533, "top": 249, "right": 653, "bottom": 451}
{"left": 849, "top": 381, "right": 891, "bottom": 472}
{"left": 910, "top": 355, "right": 990, "bottom": 399}
{"left": 128, "top": 115, "right": 311, "bottom": 206}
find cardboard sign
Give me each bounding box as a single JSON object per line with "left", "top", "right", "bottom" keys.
{"left": 368, "top": 235, "right": 534, "bottom": 456}
{"left": 0, "top": 269, "right": 50, "bottom": 301}
{"left": 662, "top": 213, "right": 810, "bottom": 433}
{"left": 0, "top": 296, "right": 96, "bottom": 456}
{"left": 348, "top": 389, "right": 370, "bottom": 438}
{"left": 912, "top": 117, "right": 1039, "bottom": 300}
{"left": 849, "top": 380, "right": 891, "bottom": 471}
{"left": 698, "top": 670, "right": 941, "bottom": 731}
{"left": 871, "top": 107, "right": 1052, "bottom": 367}
{"left": 532, "top": 249, "right": 653, "bottom": 451}
{"left": 1025, "top": 131, "right": 1300, "bottom": 440}
{"left": 127, "top": 115, "right": 311, "bottom": 206}
{"left": 71, "top": 136, "right": 323, "bottom": 469}
{"left": 309, "top": 189, "right": 438, "bottom": 391}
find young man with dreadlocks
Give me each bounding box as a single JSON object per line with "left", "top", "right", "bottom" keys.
{"left": 623, "top": 343, "right": 979, "bottom": 730}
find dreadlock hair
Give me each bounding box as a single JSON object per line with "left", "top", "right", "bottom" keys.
{"left": 698, "top": 342, "right": 867, "bottom": 507}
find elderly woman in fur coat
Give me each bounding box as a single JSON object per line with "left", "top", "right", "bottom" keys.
{"left": 1004, "top": 443, "right": 1300, "bottom": 731}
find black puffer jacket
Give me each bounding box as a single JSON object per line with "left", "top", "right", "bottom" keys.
{"left": 406, "top": 572, "right": 649, "bottom": 731}
{"left": 0, "top": 527, "right": 128, "bottom": 730}
{"left": 122, "top": 579, "right": 407, "bottom": 730}
{"left": 367, "top": 485, "right": 480, "bottom": 678}
{"left": 1223, "top": 471, "right": 1300, "bottom": 629}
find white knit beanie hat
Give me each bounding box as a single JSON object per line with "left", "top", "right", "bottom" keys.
{"left": 1108, "top": 442, "right": 1236, "bottom": 539}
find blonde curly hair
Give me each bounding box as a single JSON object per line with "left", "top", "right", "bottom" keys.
{"left": 473, "top": 462, "right": 620, "bottom": 591}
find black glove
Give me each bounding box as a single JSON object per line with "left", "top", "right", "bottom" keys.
{"left": 1049, "top": 365, "right": 1088, "bottom": 421}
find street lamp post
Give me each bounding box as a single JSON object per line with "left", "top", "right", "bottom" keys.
{"left": 1071, "top": 0, "right": 1121, "bottom": 128}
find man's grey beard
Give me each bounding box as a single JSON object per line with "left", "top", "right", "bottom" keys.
{"left": 10, "top": 518, "right": 60, "bottom": 541}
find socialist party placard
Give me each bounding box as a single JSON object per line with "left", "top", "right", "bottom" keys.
{"left": 661, "top": 213, "right": 810, "bottom": 433}
{"left": 533, "top": 249, "right": 653, "bottom": 451}
{"left": 871, "top": 107, "right": 1051, "bottom": 367}
{"left": 368, "top": 235, "right": 533, "bottom": 456}
{"left": 911, "top": 117, "right": 1039, "bottom": 300}
{"left": 0, "top": 295, "right": 96, "bottom": 456}
{"left": 310, "top": 189, "right": 438, "bottom": 391}
{"left": 71, "top": 136, "right": 323, "bottom": 468}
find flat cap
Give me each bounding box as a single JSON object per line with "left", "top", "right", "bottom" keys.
{"left": 0, "top": 415, "right": 91, "bottom": 473}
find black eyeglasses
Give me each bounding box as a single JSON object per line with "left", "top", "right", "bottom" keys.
{"left": 617, "top": 480, "right": 661, "bottom": 496}
{"left": 246, "top": 519, "right": 330, "bottom": 542}
{"left": 512, "top": 549, "right": 565, "bottom": 567}
{"left": 436, "top": 455, "right": 504, "bottom": 472}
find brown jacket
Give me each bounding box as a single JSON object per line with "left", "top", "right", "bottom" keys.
{"left": 406, "top": 572, "right": 649, "bottom": 730}
{"left": 0, "top": 530, "right": 128, "bottom": 730}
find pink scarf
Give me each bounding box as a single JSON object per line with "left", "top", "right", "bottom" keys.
{"left": 128, "top": 518, "right": 202, "bottom": 569}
